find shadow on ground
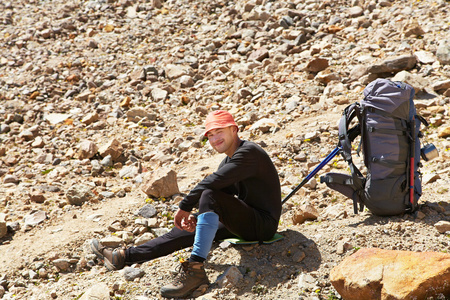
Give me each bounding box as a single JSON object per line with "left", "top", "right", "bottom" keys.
{"left": 347, "top": 200, "right": 450, "bottom": 228}
{"left": 207, "top": 229, "right": 321, "bottom": 296}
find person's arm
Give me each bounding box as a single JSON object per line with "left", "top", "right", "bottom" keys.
{"left": 179, "top": 145, "right": 258, "bottom": 211}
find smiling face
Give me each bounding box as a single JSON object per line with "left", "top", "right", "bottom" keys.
{"left": 206, "top": 126, "right": 240, "bottom": 157}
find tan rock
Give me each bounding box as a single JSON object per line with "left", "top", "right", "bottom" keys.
{"left": 330, "top": 248, "right": 450, "bottom": 300}
{"left": 248, "top": 47, "right": 269, "bottom": 62}
{"left": 164, "top": 64, "right": 192, "bottom": 80}
{"left": 126, "top": 107, "right": 157, "bottom": 123}
{"left": 414, "top": 50, "right": 436, "bottom": 64}
{"left": 31, "top": 136, "right": 45, "bottom": 148}
{"left": 0, "top": 213, "right": 7, "bottom": 238}
{"left": 367, "top": 55, "right": 416, "bottom": 74}
{"left": 30, "top": 192, "right": 46, "bottom": 204}
{"left": 81, "top": 113, "right": 99, "bottom": 125}
{"left": 141, "top": 168, "right": 180, "bottom": 198}
{"left": 438, "top": 126, "right": 450, "bottom": 138}
{"left": 435, "top": 221, "right": 450, "bottom": 234}
{"left": 98, "top": 139, "right": 123, "bottom": 161}
{"left": 433, "top": 80, "right": 450, "bottom": 92}
{"left": 305, "top": 58, "right": 329, "bottom": 73}
{"left": 315, "top": 69, "right": 340, "bottom": 84}
{"left": 151, "top": 0, "right": 162, "bottom": 9}
{"left": 79, "top": 283, "right": 110, "bottom": 300}
{"left": 99, "top": 236, "right": 123, "bottom": 248}
{"left": 75, "top": 91, "right": 91, "bottom": 102}
{"left": 391, "top": 71, "right": 428, "bottom": 93}
{"left": 403, "top": 19, "right": 425, "bottom": 37}
{"left": 292, "top": 204, "right": 319, "bottom": 225}
{"left": 78, "top": 140, "right": 98, "bottom": 159}
{"left": 120, "top": 96, "right": 132, "bottom": 107}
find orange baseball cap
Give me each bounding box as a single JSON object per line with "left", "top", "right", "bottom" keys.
{"left": 204, "top": 110, "right": 238, "bottom": 136}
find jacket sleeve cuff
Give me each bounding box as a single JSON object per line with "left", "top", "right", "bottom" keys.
{"left": 178, "top": 201, "right": 193, "bottom": 212}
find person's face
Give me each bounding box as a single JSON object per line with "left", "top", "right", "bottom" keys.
{"left": 206, "top": 126, "right": 237, "bottom": 156}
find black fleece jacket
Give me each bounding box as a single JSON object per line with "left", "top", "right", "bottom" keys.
{"left": 179, "top": 140, "right": 281, "bottom": 228}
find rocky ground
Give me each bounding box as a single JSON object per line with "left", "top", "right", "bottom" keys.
{"left": 1, "top": 0, "right": 450, "bottom": 299}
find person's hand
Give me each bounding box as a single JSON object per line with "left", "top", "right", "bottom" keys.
{"left": 174, "top": 209, "right": 196, "bottom": 232}
{"left": 181, "top": 214, "right": 197, "bottom": 232}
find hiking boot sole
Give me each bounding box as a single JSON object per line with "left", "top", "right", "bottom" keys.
{"left": 89, "top": 238, "right": 104, "bottom": 260}
{"left": 103, "top": 258, "right": 118, "bottom": 271}
{"left": 160, "top": 279, "right": 209, "bottom": 299}
{"left": 89, "top": 238, "right": 118, "bottom": 271}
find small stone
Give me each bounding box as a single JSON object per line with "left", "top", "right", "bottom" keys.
{"left": 81, "top": 113, "right": 99, "bottom": 125}
{"left": 79, "top": 283, "right": 110, "bottom": 300}
{"left": 435, "top": 221, "right": 450, "bottom": 234}
{"left": 0, "top": 213, "right": 7, "bottom": 238}
{"left": 78, "top": 140, "right": 98, "bottom": 159}
{"left": 367, "top": 55, "right": 417, "bottom": 74}
{"left": 135, "top": 232, "right": 154, "bottom": 246}
{"left": 52, "top": 259, "right": 71, "bottom": 271}
{"left": 99, "top": 236, "right": 123, "bottom": 248}
{"left": 414, "top": 51, "right": 436, "bottom": 64}
{"left": 306, "top": 58, "right": 329, "bottom": 73}
{"left": 347, "top": 6, "right": 363, "bottom": 18}
{"left": 179, "top": 75, "right": 194, "bottom": 88}
{"left": 98, "top": 139, "right": 123, "bottom": 161}
{"left": 436, "top": 41, "right": 450, "bottom": 65}
{"left": 216, "top": 266, "right": 243, "bottom": 288}
{"left": 30, "top": 192, "right": 46, "bottom": 203}
{"left": 151, "top": 87, "right": 168, "bottom": 102}
{"left": 3, "top": 175, "right": 19, "bottom": 184}
{"left": 66, "top": 184, "right": 95, "bottom": 206}
{"left": 123, "top": 267, "right": 146, "bottom": 281}
{"left": 137, "top": 204, "right": 157, "bottom": 218}
{"left": 24, "top": 210, "right": 47, "bottom": 227}
{"left": 31, "top": 136, "right": 45, "bottom": 148}
{"left": 248, "top": 47, "right": 269, "bottom": 62}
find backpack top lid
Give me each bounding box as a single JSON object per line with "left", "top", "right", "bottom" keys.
{"left": 362, "top": 78, "right": 415, "bottom": 120}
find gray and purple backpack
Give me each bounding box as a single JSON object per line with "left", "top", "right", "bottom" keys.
{"left": 321, "top": 78, "right": 428, "bottom": 216}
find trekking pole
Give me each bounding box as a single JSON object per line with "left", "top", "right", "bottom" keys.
{"left": 409, "top": 116, "right": 415, "bottom": 206}
{"left": 281, "top": 147, "right": 341, "bottom": 205}
{"left": 281, "top": 124, "right": 360, "bottom": 205}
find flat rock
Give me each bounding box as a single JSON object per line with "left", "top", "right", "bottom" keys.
{"left": 79, "top": 283, "right": 110, "bottom": 300}
{"left": 24, "top": 210, "right": 47, "bottom": 227}
{"left": 366, "top": 55, "right": 416, "bottom": 74}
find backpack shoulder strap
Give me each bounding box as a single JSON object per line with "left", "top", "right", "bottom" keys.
{"left": 338, "top": 102, "right": 360, "bottom": 161}
{"left": 335, "top": 103, "right": 367, "bottom": 213}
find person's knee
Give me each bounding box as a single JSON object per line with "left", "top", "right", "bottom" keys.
{"left": 198, "top": 189, "right": 220, "bottom": 213}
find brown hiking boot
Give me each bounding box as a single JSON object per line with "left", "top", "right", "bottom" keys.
{"left": 160, "top": 261, "right": 209, "bottom": 298}
{"left": 90, "top": 238, "right": 126, "bottom": 271}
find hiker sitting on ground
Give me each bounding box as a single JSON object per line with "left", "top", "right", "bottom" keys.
{"left": 90, "top": 110, "right": 282, "bottom": 298}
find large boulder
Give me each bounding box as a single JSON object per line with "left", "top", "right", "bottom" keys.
{"left": 330, "top": 248, "right": 450, "bottom": 300}
{"left": 141, "top": 168, "right": 180, "bottom": 198}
